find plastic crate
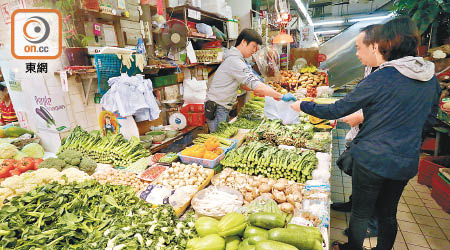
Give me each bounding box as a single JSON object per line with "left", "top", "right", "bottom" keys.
{"left": 180, "top": 104, "right": 205, "bottom": 127}
{"left": 151, "top": 74, "right": 177, "bottom": 88}
{"left": 418, "top": 155, "right": 450, "bottom": 187}
{"left": 178, "top": 147, "right": 226, "bottom": 168}
{"left": 431, "top": 172, "right": 450, "bottom": 213}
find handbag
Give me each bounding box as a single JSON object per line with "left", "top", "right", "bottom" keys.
{"left": 204, "top": 100, "right": 217, "bottom": 120}
{"left": 336, "top": 148, "right": 353, "bottom": 176}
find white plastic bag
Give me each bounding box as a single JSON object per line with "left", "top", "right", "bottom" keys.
{"left": 264, "top": 97, "right": 300, "bottom": 124}
{"left": 183, "top": 77, "right": 207, "bottom": 104}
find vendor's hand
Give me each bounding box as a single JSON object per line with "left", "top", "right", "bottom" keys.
{"left": 342, "top": 113, "right": 364, "bottom": 127}
{"left": 290, "top": 101, "right": 302, "bottom": 112}
{"left": 281, "top": 93, "right": 297, "bottom": 102}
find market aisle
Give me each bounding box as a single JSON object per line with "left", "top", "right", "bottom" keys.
{"left": 330, "top": 123, "right": 450, "bottom": 250}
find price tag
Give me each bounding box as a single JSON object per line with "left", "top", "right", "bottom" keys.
{"left": 60, "top": 70, "right": 68, "bottom": 92}
{"left": 188, "top": 9, "right": 200, "bottom": 20}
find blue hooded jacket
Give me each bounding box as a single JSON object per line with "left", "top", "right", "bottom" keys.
{"left": 301, "top": 57, "right": 441, "bottom": 180}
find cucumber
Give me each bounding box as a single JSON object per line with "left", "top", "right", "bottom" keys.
{"left": 237, "top": 239, "right": 255, "bottom": 250}
{"left": 248, "top": 212, "right": 285, "bottom": 230}
{"left": 248, "top": 235, "right": 267, "bottom": 245}
{"left": 268, "top": 228, "right": 322, "bottom": 250}
{"left": 286, "top": 224, "right": 323, "bottom": 241}
{"left": 243, "top": 226, "right": 268, "bottom": 239}
{"left": 255, "top": 240, "right": 298, "bottom": 250}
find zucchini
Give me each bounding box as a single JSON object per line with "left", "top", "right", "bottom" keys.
{"left": 255, "top": 240, "right": 298, "bottom": 250}
{"left": 286, "top": 224, "right": 323, "bottom": 241}
{"left": 243, "top": 226, "right": 268, "bottom": 239}
{"left": 248, "top": 212, "right": 285, "bottom": 230}
{"left": 268, "top": 228, "right": 322, "bottom": 250}
{"left": 248, "top": 235, "right": 267, "bottom": 245}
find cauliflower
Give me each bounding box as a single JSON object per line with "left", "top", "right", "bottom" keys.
{"left": 38, "top": 158, "right": 66, "bottom": 171}
{"left": 21, "top": 143, "right": 45, "bottom": 158}
{"left": 61, "top": 168, "right": 93, "bottom": 183}
{"left": 0, "top": 143, "right": 18, "bottom": 159}
{"left": 79, "top": 157, "right": 97, "bottom": 175}
{"left": 58, "top": 150, "right": 83, "bottom": 166}
{"left": 1, "top": 175, "right": 24, "bottom": 191}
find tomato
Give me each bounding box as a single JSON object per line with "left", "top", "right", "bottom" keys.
{"left": 0, "top": 164, "right": 13, "bottom": 178}
{"left": 9, "top": 169, "right": 21, "bottom": 176}
{"left": 18, "top": 158, "right": 35, "bottom": 173}
{"left": 33, "top": 158, "right": 44, "bottom": 169}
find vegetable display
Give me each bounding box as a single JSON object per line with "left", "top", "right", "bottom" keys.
{"left": 193, "top": 134, "right": 234, "bottom": 148}
{"left": 192, "top": 186, "right": 243, "bottom": 217}
{"left": 238, "top": 96, "right": 265, "bottom": 120}
{"left": 0, "top": 180, "right": 197, "bottom": 249}
{"left": 40, "top": 149, "right": 97, "bottom": 175}
{"left": 212, "top": 168, "right": 304, "bottom": 212}
{"left": 0, "top": 143, "right": 18, "bottom": 159}
{"left": 233, "top": 118, "right": 262, "bottom": 130}
{"left": 58, "top": 126, "right": 150, "bottom": 166}
{"left": 0, "top": 158, "right": 42, "bottom": 179}
{"left": 0, "top": 167, "right": 91, "bottom": 207}
{"left": 125, "top": 156, "right": 150, "bottom": 173}
{"left": 19, "top": 143, "right": 45, "bottom": 158}
{"left": 213, "top": 122, "right": 239, "bottom": 138}
{"left": 93, "top": 167, "right": 151, "bottom": 192}
{"left": 0, "top": 126, "right": 34, "bottom": 138}
{"left": 181, "top": 137, "right": 225, "bottom": 160}
{"left": 221, "top": 142, "right": 318, "bottom": 183}
{"left": 138, "top": 165, "right": 167, "bottom": 182}
{"left": 267, "top": 69, "right": 327, "bottom": 97}
{"left": 153, "top": 162, "right": 213, "bottom": 190}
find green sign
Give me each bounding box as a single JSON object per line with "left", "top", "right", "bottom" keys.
{"left": 9, "top": 80, "right": 22, "bottom": 92}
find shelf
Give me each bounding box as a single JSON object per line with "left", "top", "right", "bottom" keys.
{"left": 149, "top": 126, "right": 197, "bottom": 154}
{"left": 163, "top": 5, "right": 228, "bottom": 22}
{"left": 188, "top": 36, "right": 227, "bottom": 43}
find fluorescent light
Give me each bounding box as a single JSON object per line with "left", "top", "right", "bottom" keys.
{"left": 349, "top": 13, "right": 394, "bottom": 22}
{"left": 314, "top": 20, "right": 344, "bottom": 26}
{"left": 315, "top": 29, "right": 341, "bottom": 35}
{"left": 294, "top": 0, "right": 313, "bottom": 25}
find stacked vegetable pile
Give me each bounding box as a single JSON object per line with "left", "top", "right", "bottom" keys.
{"left": 233, "top": 118, "right": 262, "bottom": 129}
{"left": 0, "top": 126, "right": 34, "bottom": 138}
{"left": 212, "top": 168, "right": 304, "bottom": 213}
{"left": 58, "top": 126, "right": 150, "bottom": 166}
{"left": 211, "top": 122, "right": 238, "bottom": 138}
{"left": 0, "top": 158, "right": 42, "bottom": 179}
{"left": 0, "top": 142, "right": 44, "bottom": 160}
{"left": 0, "top": 167, "right": 91, "bottom": 206}
{"left": 238, "top": 96, "right": 265, "bottom": 121}
{"left": 93, "top": 167, "right": 151, "bottom": 192}
{"left": 221, "top": 142, "right": 318, "bottom": 183}
{"left": 182, "top": 137, "right": 224, "bottom": 160}
{"left": 40, "top": 149, "right": 97, "bottom": 175}
{"left": 267, "top": 68, "right": 327, "bottom": 97}
{"left": 188, "top": 210, "right": 323, "bottom": 250}
{"left": 0, "top": 180, "right": 197, "bottom": 249}
{"left": 153, "top": 162, "right": 213, "bottom": 190}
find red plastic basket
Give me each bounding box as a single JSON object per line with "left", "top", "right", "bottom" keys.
{"left": 418, "top": 156, "right": 450, "bottom": 187}
{"left": 431, "top": 173, "right": 450, "bottom": 213}
{"left": 180, "top": 104, "right": 205, "bottom": 127}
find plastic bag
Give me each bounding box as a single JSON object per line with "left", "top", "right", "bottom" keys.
{"left": 196, "top": 23, "right": 214, "bottom": 38}
{"left": 183, "top": 77, "right": 207, "bottom": 104}
{"left": 254, "top": 47, "right": 280, "bottom": 80}
{"left": 264, "top": 97, "right": 300, "bottom": 125}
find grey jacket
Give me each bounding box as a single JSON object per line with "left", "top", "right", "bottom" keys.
{"left": 206, "top": 47, "right": 262, "bottom": 109}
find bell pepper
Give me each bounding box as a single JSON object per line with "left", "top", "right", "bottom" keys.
{"left": 218, "top": 212, "right": 247, "bottom": 237}
{"left": 225, "top": 236, "right": 241, "bottom": 250}
{"left": 205, "top": 136, "right": 220, "bottom": 151}
{"left": 193, "top": 234, "right": 225, "bottom": 250}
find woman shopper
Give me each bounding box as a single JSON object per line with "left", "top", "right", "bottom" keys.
{"left": 291, "top": 16, "right": 440, "bottom": 250}
{"left": 0, "top": 82, "right": 17, "bottom": 125}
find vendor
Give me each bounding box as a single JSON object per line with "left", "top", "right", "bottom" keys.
{"left": 0, "top": 82, "right": 17, "bottom": 125}
{"left": 205, "top": 28, "right": 296, "bottom": 132}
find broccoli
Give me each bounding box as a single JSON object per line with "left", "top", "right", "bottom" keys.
{"left": 79, "top": 157, "right": 97, "bottom": 175}
{"left": 58, "top": 150, "right": 83, "bottom": 166}
{"left": 38, "top": 158, "right": 66, "bottom": 171}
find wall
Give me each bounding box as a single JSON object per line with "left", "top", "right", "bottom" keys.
{"left": 226, "top": 0, "right": 252, "bottom": 31}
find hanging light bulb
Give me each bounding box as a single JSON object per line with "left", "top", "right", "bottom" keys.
{"left": 273, "top": 30, "right": 293, "bottom": 44}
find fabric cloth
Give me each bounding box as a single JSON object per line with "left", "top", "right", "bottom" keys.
{"left": 348, "top": 159, "right": 407, "bottom": 250}
{"left": 0, "top": 101, "right": 17, "bottom": 124}
{"left": 206, "top": 47, "right": 262, "bottom": 110}
{"left": 301, "top": 57, "right": 441, "bottom": 180}
{"left": 206, "top": 104, "right": 229, "bottom": 133}
{"left": 101, "top": 74, "right": 160, "bottom": 122}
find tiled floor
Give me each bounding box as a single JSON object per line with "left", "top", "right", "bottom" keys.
{"left": 330, "top": 125, "right": 450, "bottom": 250}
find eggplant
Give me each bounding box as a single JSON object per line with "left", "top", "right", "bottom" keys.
{"left": 40, "top": 106, "right": 56, "bottom": 126}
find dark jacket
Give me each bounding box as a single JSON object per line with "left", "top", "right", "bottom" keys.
{"left": 301, "top": 57, "right": 441, "bottom": 180}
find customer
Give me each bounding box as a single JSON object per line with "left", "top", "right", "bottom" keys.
{"left": 290, "top": 16, "right": 440, "bottom": 250}
{"left": 332, "top": 24, "right": 383, "bottom": 239}
{"left": 205, "top": 28, "right": 296, "bottom": 132}
{"left": 0, "top": 82, "right": 17, "bottom": 125}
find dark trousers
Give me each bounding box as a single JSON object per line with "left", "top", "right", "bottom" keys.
{"left": 348, "top": 160, "right": 408, "bottom": 250}
{"left": 347, "top": 195, "right": 378, "bottom": 233}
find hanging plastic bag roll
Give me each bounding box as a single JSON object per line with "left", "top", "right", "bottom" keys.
{"left": 183, "top": 77, "right": 207, "bottom": 104}
{"left": 264, "top": 97, "right": 300, "bottom": 125}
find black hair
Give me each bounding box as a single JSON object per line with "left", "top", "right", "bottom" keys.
{"left": 0, "top": 84, "right": 6, "bottom": 92}
{"left": 235, "top": 28, "right": 263, "bottom": 46}
{"left": 360, "top": 24, "right": 382, "bottom": 45}
{"left": 378, "top": 16, "right": 420, "bottom": 61}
